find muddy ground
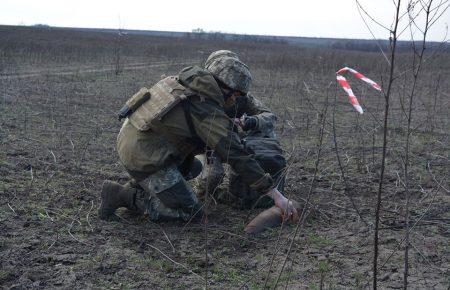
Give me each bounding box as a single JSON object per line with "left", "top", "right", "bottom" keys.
{"left": 0, "top": 26, "right": 449, "bottom": 289}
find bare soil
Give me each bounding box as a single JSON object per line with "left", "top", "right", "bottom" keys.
{"left": 0, "top": 26, "right": 449, "bottom": 289}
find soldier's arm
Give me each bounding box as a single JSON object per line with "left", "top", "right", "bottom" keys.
{"left": 241, "top": 93, "right": 277, "bottom": 132}
{"left": 189, "top": 99, "right": 273, "bottom": 193}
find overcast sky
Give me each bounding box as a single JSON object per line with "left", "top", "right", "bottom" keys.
{"left": 1, "top": 0, "right": 449, "bottom": 41}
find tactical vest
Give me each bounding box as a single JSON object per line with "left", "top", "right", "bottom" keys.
{"left": 118, "top": 76, "right": 193, "bottom": 131}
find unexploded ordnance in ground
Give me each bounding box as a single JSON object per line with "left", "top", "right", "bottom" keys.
{"left": 244, "top": 200, "right": 302, "bottom": 234}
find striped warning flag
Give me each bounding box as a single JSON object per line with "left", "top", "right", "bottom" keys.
{"left": 336, "top": 67, "right": 381, "bottom": 114}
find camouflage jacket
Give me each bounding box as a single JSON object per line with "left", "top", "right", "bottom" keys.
{"left": 224, "top": 93, "right": 276, "bottom": 138}
{"left": 117, "top": 66, "right": 273, "bottom": 193}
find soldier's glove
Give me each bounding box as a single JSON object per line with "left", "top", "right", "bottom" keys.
{"left": 242, "top": 116, "right": 257, "bottom": 131}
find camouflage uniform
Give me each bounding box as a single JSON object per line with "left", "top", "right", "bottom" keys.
{"left": 196, "top": 93, "right": 277, "bottom": 182}
{"left": 114, "top": 63, "right": 273, "bottom": 221}
{"left": 196, "top": 51, "right": 284, "bottom": 208}
{"left": 203, "top": 50, "right": 276, "bottom": 139}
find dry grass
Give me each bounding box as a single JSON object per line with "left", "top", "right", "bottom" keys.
{"left": 0, "top": 25, "right": 449, "bottom": 289}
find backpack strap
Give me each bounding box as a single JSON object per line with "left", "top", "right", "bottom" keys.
{"left": 181, "top": 100, "right": 205, "bottom": 149}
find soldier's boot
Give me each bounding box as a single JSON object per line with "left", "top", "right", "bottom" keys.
{"left": 195, "top": 154, "right": 224, "bottom": 201}
{"left": 146, "top": 198, "right": 203, "bottom": 222}
{"left": 124, "top": 178, "right": 141, "bottom": 190}
{"left": 148, "top": 181, "right": 204, "bottom": 222}
{"left": 98, "top": 180, "right": 143, "bottom": 220}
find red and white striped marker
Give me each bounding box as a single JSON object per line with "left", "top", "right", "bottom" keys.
{"left": 336, "top": 67, "right": 381, "bottom": 114}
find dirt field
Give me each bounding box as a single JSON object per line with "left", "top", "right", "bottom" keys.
{"left": 1, "top": 26, "right": 449, "bottom": 289}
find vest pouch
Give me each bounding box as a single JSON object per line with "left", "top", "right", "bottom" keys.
{"left": 128, "top": 76, "right": 189, "bottom": 131}
{"left": 118, "top": 87, "right": 151, "bottom": 120}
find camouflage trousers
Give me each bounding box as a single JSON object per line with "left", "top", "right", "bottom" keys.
{"left": 195, "top": 135, "right": 285, "bottom": 209}
{"left": 196, "top": 154, "right": 276, "bottom": 209}
{"left": 195, "top": 152, "right": 225, "bottom": 197}
{"left": 132, "top": 164, "right": 203, "bottom": 222}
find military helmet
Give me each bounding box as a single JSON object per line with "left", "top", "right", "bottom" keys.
{"left": 204, "top": 50, "right": 239, "bottom": 68}
{"left": 205, "top": 56, "right": 252, "bottom": 94}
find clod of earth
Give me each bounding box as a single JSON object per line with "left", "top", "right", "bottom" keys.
{"left": 244, "top": 200, "right": 302, "bottom": 234}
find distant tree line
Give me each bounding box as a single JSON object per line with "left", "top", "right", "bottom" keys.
{"left": 188, "top": 28, "right": 287, "bottom": 44}
{"left": 330, "top": 39, "right": 449, "bottom": 53}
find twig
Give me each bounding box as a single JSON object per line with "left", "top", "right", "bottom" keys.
{"left": 380, "top": 179, "right": 441, "bottom": 269}
{"left": 402, "top": 2, "right": 436, "bottom": 287}
{"left": 29, "top": 166, "right": 34, "bottom": 182}
{"left": 147, "top": 243, "right": 206, "bottom": 282}
{"left": 149, "top": 220, "right": 176, "bottom": 253}
{"left": 49, "top": 149, "right": 57, "bottom": 165}
{"left": 47, "top": 235, "right": 58, "bottom": 251}
{"left": 410, "top": 242, "right": 445, "bottom": 274}
{"left": 7, "top": 203, "right": 16, "bottom": 214}
{"left": 372, "top": 1, "right": 402, "bottom": 288}
{"left": 332, "top": 86, "right": 370, "bottom": 227}
{"left": 86, "top": 200, "right": 94, "bottom": 232}
{"left": 274, "top": 87, "right": 329, "bottom": 289}
{"left": 67, "top": 205, "right": 91, "bottom": 246}
{"left": 355, "top": 0, "right": 391, "bottom": 65}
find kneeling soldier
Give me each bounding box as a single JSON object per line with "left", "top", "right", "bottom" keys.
{"left": 196, "top": 50, "right": 286, "bottom": 209}
{"left": 99, "top": 56, "right": 298, "bottom": 222}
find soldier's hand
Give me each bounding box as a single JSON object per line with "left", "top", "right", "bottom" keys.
{"left": 242, "top": 116, "right": 257, "bottom": 131}
{"left": 266, "top": 188, "right": 299, "bottom": 222}
{"left": 233, "top": 118, "right": 242, "bottom": 128}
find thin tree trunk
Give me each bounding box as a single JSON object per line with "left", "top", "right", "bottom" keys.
{"left": 403, "top": 2, "right": 432, "bottom": 288}
{"left": 373, "top": 1, "right": 402, "bottom": 289}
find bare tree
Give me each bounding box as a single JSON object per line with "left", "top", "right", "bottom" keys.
{"left": 356, "top": 0, "right": 449, "bottom": 288}
{"left": 371, "top": 1, "right": 402, "bottom": 288}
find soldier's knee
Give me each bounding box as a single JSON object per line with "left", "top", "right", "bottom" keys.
{"left": 156, "top": 179, "right": 198, "bottom": 209}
